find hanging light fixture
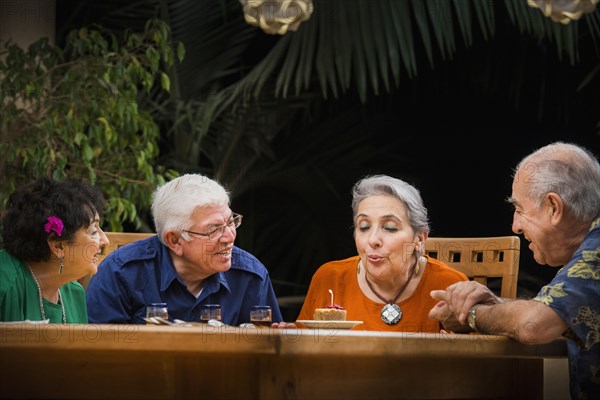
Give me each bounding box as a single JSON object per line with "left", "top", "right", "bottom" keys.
{"left": 528, "top": 0, "right": 598, "bottom": 24}
{"left": 240, "top": 0, "right": 314, "bottom": 35}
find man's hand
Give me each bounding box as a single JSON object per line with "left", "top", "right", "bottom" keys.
{"left": 428, "top": 299, "right": 472, "bottom": 333}
{"left": 430, "top": 281, "right": 501, "bottom": 324}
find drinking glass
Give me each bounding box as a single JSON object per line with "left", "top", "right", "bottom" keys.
{"left": 200, "top": 304, "right": 222, "bottom": 323}
{"left": 249, "top": 306, "right": 272, "bottom": 328}
{"left": 146, "top": 303, "right": 169, "bottom": 323}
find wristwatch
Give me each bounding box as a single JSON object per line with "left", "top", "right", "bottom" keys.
{"left": 467, "top": 304, "right": 480, "bottom": 332}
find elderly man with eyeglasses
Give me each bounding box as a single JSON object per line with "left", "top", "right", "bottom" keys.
{"left": 86, "top": 174, "right": 286, "bottom": 326}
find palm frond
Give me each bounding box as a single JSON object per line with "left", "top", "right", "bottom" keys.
{"left": 158, "top": 0, "right": 600, "bottom": 199}
{"left": 161, "top": 1, "right": 256, "bottom": 99}
{"left": 205, "top": 0, "right": 591, "bottom": 121}
{"left": 503, "top": 0, "right": 597, "bottom": 64}
{"left": 586, "top": 8, "right": 600, "bottom": 53}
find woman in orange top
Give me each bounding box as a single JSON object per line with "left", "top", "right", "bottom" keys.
{"left": 297, "top": 175, "right": 467, "bottom": 332}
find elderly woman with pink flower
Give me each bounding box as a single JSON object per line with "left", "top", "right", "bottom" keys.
{"left": 0, "top": 178, "right": 109, "bottom": 323}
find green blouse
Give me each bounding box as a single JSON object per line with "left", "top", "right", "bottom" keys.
{"left": 0, "top": 250, "right": 88, "bottom": 323}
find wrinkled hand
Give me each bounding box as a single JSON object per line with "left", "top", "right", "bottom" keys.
{"left": 430, "top": 281, "right": 501, "bottom": 324}
{"left": 271, "top": 322, "right": 297, "bottom": 329}
{"left": 428, "top": 300, "right": 471, "bottom": 333}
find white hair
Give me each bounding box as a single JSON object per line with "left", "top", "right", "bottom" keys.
{"left": 351, "top": 174, "right": 430, "bottom": 234}
{"left": 151, "top": 174, "right": 230, "bottom": 243}
{"left": 514, "top": 141, "right": 600, "bottom": 223}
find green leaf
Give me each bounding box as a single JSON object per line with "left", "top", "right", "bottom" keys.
{"left": 177, "top": 42, "right": 185, "bottom": 62}
{"left": 145, "top": 47, "right": 159, "bottom": 72}
{"left": 82, "top": 143, "right": 93, "bottom": 161}
{"left": 96, "top": 117, "right": 113, "bottom": 141}
{"left": 161, "top": 72, "right": 170, "bottom": 92}
{"left": 74, "top": 132, "right": 86, "bottom": 146}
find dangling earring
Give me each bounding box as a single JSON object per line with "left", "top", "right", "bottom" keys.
{"left": 414, "top": 250, "right": 421, "bottom": 275}
{"left": 417, "top": 237, "right": 426, "bottom": 274}
{"left": 59, "top": 256, "right": 64, "bottom": 274}
{"left": 357, "top": 260, "right": 361, "bottom": 275}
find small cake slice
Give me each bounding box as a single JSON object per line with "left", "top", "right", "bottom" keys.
{"left": 313, "top": 304, "right": 347, "bottom": 321}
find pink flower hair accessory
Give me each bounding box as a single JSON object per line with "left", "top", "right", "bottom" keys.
{"left": 44, "top": 216, "right": 64, "bottom": 237}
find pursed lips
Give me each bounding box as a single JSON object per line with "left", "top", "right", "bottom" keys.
{"left": 367, "top": 254, "right": 385, "bottom": 263}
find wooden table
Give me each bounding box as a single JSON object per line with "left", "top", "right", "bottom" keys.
{"left": 0, "top": 323, "right": 567, "bottom": 399}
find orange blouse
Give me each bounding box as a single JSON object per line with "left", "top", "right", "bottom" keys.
{"left": 297, "top": 255, "right": 468, "bottom": 332}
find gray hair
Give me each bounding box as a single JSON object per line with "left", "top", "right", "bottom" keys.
{"left": 151, "top": 174, "right": 230, "bottom": 243}
{"left": 351, "top": 175, "right": 430, "bottom": 234}
{"left": 514, "top": 142, "right": 600, "bottom": 223}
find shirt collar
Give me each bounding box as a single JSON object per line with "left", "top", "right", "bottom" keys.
{"left": 158, "top": 241, "right": 233, "bottom": 295}
{"left": 158, "top": 241, "right": 181, "bottom": 292}
{"left": 203, "top": 271, "right": 231, "bottom": 295}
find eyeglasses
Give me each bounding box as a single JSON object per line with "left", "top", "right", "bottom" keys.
{"left": 181, "top": 213, "right": 243, "bottom": 241}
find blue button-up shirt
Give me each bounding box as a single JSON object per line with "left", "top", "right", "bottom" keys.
{"left": 86, "top": 235, "right": 283, "bottom": 325}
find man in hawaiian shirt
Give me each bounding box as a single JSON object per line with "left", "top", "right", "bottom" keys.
{"left": 429, "top": 142, "right": 600, "bottom": 400}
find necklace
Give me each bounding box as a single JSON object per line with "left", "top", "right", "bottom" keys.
{"left": 27, "top": 265, "right": 66, "bottom": 323}
{"left": 363, "top": 257, "right": 418, "bottom": 325}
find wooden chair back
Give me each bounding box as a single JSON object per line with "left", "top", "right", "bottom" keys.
{"left": 424, "top": 236, "right": 520, "bottom": 298}
{"left": 102, "top": 232, "right": 156, "bottom": 258}
{"left": 79, "top": 232, "right": 156, "bottom": 290}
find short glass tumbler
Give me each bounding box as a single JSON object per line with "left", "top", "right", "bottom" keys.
{"left": 200, "top": 304, "right": 222, "bottom": 323}
{"left": 250, "top": 306, "right": 272, "bottom": 328}
{"left": 146, "top": 303, "right": 169, "bottom": 322}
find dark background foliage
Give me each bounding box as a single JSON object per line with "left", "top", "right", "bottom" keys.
{"left": 54, "top": 0, "right": 599, "bottom": 321}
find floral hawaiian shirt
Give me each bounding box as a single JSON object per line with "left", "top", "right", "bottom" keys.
{"left": 534, "top": 215, "right": 600, "bottom": 400}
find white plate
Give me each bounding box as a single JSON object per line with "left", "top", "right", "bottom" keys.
{"left": 297, "top": 320, "right": 363, "bottom": 330}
